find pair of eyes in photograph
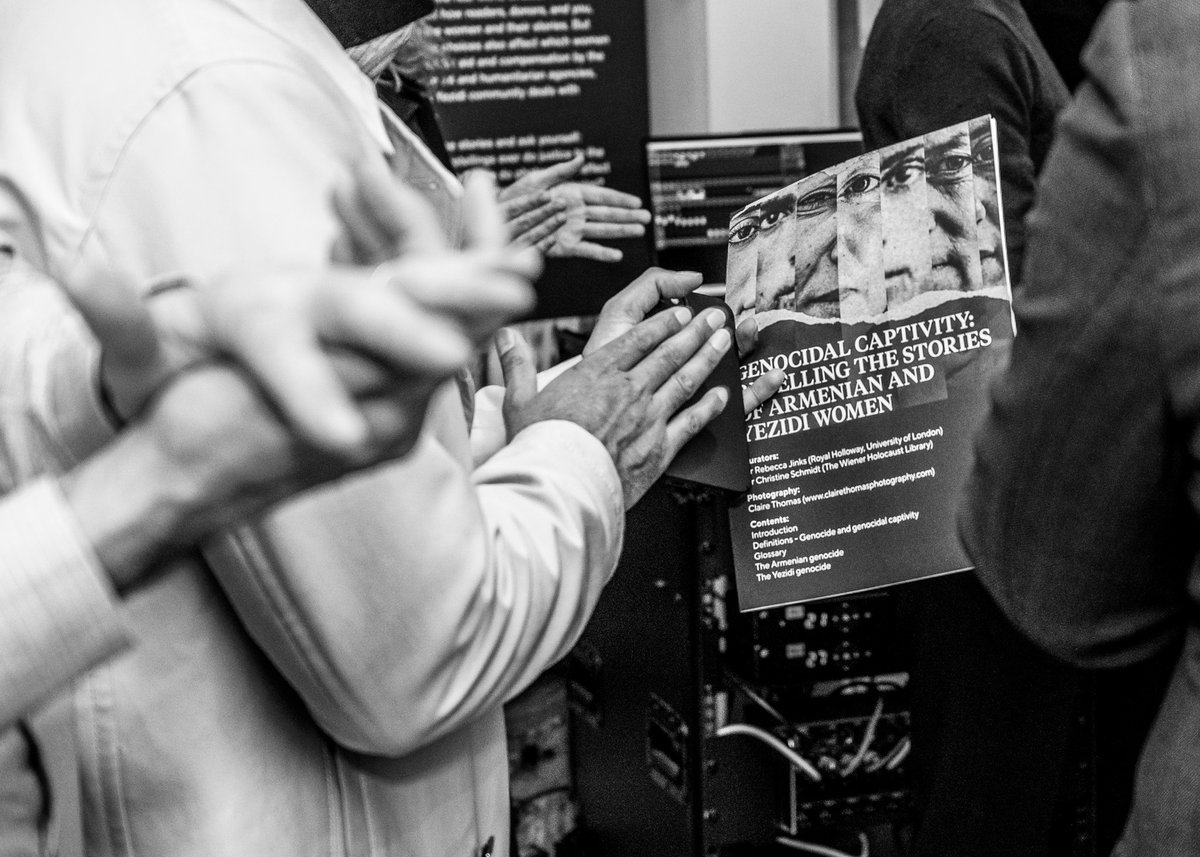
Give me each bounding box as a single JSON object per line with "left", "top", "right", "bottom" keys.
{"left": 728, "top": 143, "right": 985, "bottom": 247}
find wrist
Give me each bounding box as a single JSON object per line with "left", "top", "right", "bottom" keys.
{"left": 59, "top": 426, "right": 202, "bottom": 591}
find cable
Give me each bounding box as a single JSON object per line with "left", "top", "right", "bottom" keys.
{"left": 865, "top": 733, "right": 910, "bottom": 773}
{"left": 724, "top": 671, "right": 792, "bottom": 729}
{"left": 884, "top": 735, "right": 911, "bottom": 770}
{"left": 775, "top": 831, "right": 869, "bottom": 857}
{"left": 714, "top": 723, "right": 822, "bottom": 782}
{"left": 841, "top": 696, "right": 885, "bottom": 776}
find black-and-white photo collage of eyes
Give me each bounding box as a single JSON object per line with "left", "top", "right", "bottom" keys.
{"left": 726, "top": 117, "right": 1009, "bottom": 330}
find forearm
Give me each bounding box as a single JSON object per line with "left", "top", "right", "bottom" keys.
{"left": 0, "top": 479, "right": 131, "bottom": 727}
{"left": 58, "top": 420, "right": 208, "bottom": 589}
{"left": 0, "top": 361, "right": 306, "bottom": 726}
{"left": 204, "top": 396, "right": 623, "bottom": 755}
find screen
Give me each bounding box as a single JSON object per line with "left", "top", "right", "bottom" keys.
{"left": 645, "top": 131, "right": 864, "bottom": 285}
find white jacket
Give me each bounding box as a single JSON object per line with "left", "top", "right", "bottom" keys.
{"left": 0, "top": 0, "right": 624, "bottom": 854}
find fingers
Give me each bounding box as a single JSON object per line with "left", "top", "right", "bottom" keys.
{"left": 317, "top": 274, "right": 474, "bottom": 375}
{"left": 70, "top": 270, "right": 168, "bottom": 418}
{"left": 326, "top": 349, "right": 395, "bottom": 397}
{"left": 333, "top": 175, "right": 397, "bottom": 264}
{"left": 496, "top": 188, "right": 556, "bottom": 223}
{"left": 70, "top": 270, "right": 162, "bottom": 370}
{"left": 460, "top": 170, "right": 509, "bottom": 253}
{"left": 497, "top": 327, "right": 538, "bottom": 436}
{"left": 610, "top": 268, "right": 705, "bottom": 325}
{"left": 377, "top": 257, "right": 536, "bottom": 342}
{"left": 501, "top": 154, "right": 586, "bottom": 197}
{"left": 499, "top": 245, "right": 545, "bottom": 285}
{"left": 742, "top": 368, "right": 785, "bottom": 415}
{"left": 387, "top": 182, "right": 454, "bottom": 254}
{"left": 640, "top": 311, "right": 730, "bottom": 414}
{"left": 529, "top": 153, "right": 586, "bottom": 189}
{"left": 577, "top": 205, "right": 652, "bottom": 227}
{"left": 582, "top": 268, "right": 705, "bottom": 357}
{"left": 330, "top": 231, "right": 362, "bottom": 266}
{"left": 352, "top": 382, "right": 440, "bottom": 462}
{"left": 337, "top": 157, "right": 449, "bottom": 257}
{"left": 593, "top": 304, "right": 693, "bottom": 372}
{"left": 498, "top": 189, "right": 551, "bottom": 220}
{"left": 226, "top": 309, "right": 370, "bottom": 454}
{"left": 575, "top": 185, "right": 649, "bottom": 213}
{"left": 579, "top": 221, "right": 646, "bottom": 241}
{"left": 734, "top": 316, "right": 759, "bottom": 356}
{"left": 204, "top": 267, "right": 473, "bottom": 455}
{"left": 662, "top": 385, "right": 729, "bottom": 462}
{"left": 507, "top": 200, "right": 567, "bottom": 248}
{"left": 732, "top": 316, "right": 782, "bottom": 413}
{"left": 548, "top": 240, "right": 622, "bottom": 263}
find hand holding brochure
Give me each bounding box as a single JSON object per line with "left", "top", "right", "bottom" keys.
{"left": 728, "top": 116, "right": 1015, "bottom": 610}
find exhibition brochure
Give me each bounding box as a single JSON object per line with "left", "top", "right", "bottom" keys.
{"left": 727, "top": 116, "right": 1015, "bottom": 610}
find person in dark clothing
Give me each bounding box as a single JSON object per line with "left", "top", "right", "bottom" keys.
{"left": 855, "top": 2, "right": 1175, "bottom": 855}
{"left": 964, "top": 2, "right": 1200, "bottom": 853}
{"left": 364, "top": 20, "right": 653, "bottom": 265}
{"left": 1019, "top": 0, "right": 1113, "bottom": 90}
{"left": 857, "top": 0, "right": 1067, "bottom": 292}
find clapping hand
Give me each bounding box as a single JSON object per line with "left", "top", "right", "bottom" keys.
{"left": 498, "top": 154, "right": 651, "bottom": 262}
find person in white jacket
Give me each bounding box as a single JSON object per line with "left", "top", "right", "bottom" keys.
{"left": 0, "top": 175, "right": 546, "bottom": 853}
{"left": 0, "top": 171, "right": 539, "bottom": 730}
{"left": 0, "top": 0, "right": 779, "bottom": 854}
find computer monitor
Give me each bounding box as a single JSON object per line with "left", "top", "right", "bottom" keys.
{"left": 644, "top": 130, "right": 864, "bottom": 285}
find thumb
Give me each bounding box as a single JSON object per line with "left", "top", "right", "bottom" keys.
{"left": 734, "top": 315, "right": 759, "bottom": 357}
{"left": 70, "top": 270, "right": 167, "bottom": 418}
{"left": 497, "top": 327, "right": 537, "bottom": 439}
{"left": 461, "top": 169, "right": 508, "bottom": 253}
{"left": 70, "top": 270, "right": 161, "bottom": 370}
{"left": 507, "top": 153, "right": 585, "bottom": 196}
{"left": 538, "top": 153, "right": 585, "bottom": 188}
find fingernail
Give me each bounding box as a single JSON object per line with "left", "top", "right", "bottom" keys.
{"left": 713, "top": 386, "right": 729, "bottom": 408}
{"left": 325, "top": 410, "right": 369, "bottom": 451}
{"left": 709, "top": 327, "right": 731, "bottom": 352}
{"left": 469, "top": 171, "right": 497, "bottom": 191}
{"left": 496, "top": 327, "right": 515, "bottom": 354}
{"left": 703, "top": 308, "right": 726, "bottom": 331}
{"left": 672, "top": 306, "right": 692, "bottom": 326}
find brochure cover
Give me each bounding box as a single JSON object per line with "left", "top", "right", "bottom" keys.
{"left": 727, "top": 116, "right": 1015, "bottom": 610}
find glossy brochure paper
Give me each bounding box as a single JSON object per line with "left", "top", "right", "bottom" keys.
{"left": 727, "top": 116, "right": 1015, "bottom": 610}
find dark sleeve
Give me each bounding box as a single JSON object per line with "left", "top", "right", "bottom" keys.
{"left": 880, "top": 12, "right": 1044, "bottom": 285}
{"left": 961, "top": 0, "right": 1199, "bottom": 668}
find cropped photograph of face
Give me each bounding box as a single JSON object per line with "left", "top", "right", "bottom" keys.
{"left": 836, "top": 151, "right": 886, "bottom": 323}
{"left": 725, "top": 200, "right": 761, "bottom": 327}
{"left": 923, "top": 122, "right": 984, "bottom": 292}
{"left": 969, "top": 117, "right": 1006, "bottom": 291}
{"left": 751, "top": 187, "right": 801, "bottom": 315}
{"left": 879, "top": 139, "right": 933, "bottom": 310}
{"left": 790, "top": 170, "right": 841, "bottom": 320}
